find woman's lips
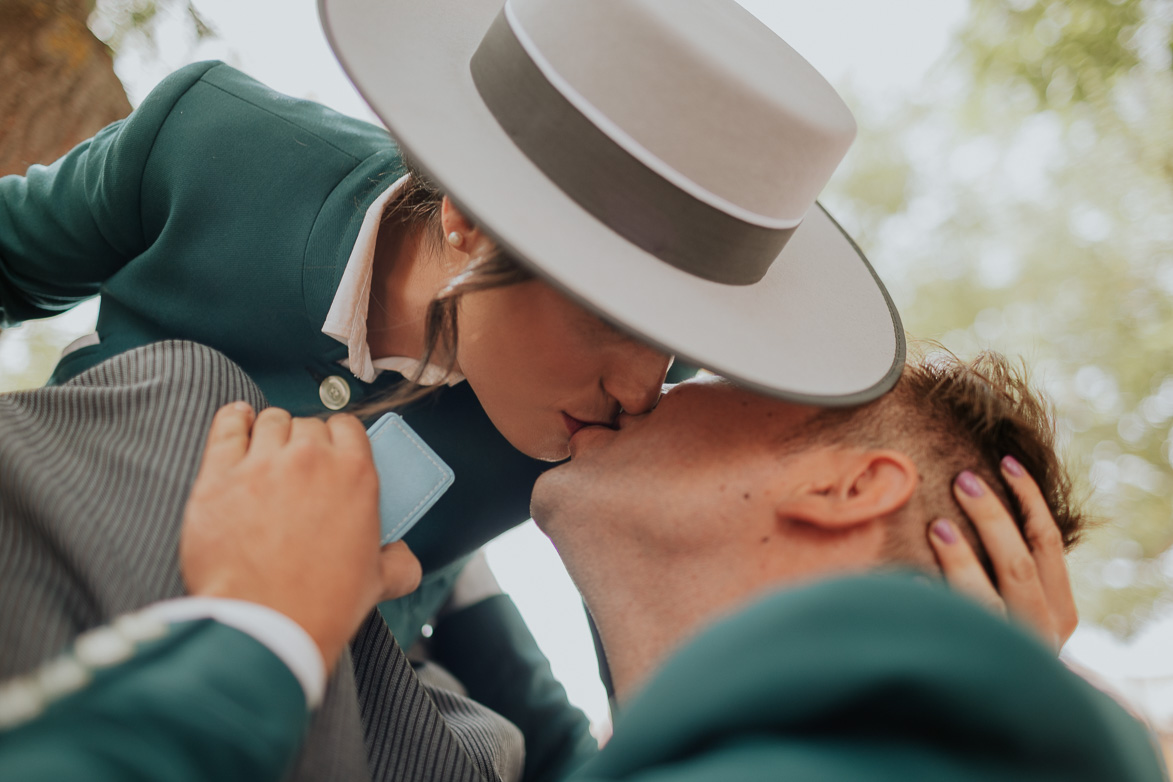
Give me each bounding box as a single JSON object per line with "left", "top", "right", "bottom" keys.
{"left": 562, "top": 412, "right": 614, "bottom": 438}
{"left": 564, "top": 413, "right": 617, "bottom": 458}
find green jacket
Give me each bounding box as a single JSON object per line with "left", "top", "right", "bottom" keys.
{"left": 0, "top": 596, "right": 591, "bottom": 782}
{"left": 0, "top": 619, "right": 307, "bottom": 782}
{"left": 0, "top": 61, "right": 592, "bottom": 781}
{"left": 573, "top": 574, "right": 1167, "bottom": 782}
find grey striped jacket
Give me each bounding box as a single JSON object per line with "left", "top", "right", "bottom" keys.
{"left": 0, "top": 341, "right": 523, "bottom": 782}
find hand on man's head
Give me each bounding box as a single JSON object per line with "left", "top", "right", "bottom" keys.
{"left": 929, "top": 463, "right": 1078, "bottom": 653}
{"left": 179, "top": 403, "right": 422, "bottom": 669}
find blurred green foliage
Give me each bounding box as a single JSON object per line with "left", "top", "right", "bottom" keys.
{"left": 961, "top": 0, "right": 1145, "bottom": 108}
{"left": 88, "top": 0, "right": 214, "bottom": 53}
{"left": 829, "top": 0, "right": 1173, "bottom": 634}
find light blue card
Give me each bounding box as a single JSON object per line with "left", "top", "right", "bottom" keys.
{"left": 366, "top": 412, "right": 455, "bottom": 545}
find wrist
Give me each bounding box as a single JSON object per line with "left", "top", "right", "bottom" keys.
{"left": 189, "top": 582, "right": 343, "bottom": 670}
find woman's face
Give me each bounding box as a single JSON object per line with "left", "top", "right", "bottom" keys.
{"left": 455, "top": 279, "right": 672, "bottom": 461}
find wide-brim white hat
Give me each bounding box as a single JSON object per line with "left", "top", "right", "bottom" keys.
{"left": 320, "top": 0, "right": 905, "bottom": 405}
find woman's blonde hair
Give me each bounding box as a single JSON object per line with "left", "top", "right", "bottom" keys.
{"left": 352, "top": 161, "right": 533, "bottom": 414}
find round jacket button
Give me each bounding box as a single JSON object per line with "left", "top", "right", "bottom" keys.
{"left": 319, "top": 376, "right": 351, "bottom": 410}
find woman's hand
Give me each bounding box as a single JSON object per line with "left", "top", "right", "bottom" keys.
{"left": 927, "top": 456, "right": 1078, "bottom": 652}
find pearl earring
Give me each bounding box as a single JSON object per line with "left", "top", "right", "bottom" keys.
{"left": 447, "top": 231, "right": 463, "bottom": 247}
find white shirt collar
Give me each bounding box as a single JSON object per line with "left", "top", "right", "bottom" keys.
{"left": 321, "top": 174, "right": 465, "bottom": 387}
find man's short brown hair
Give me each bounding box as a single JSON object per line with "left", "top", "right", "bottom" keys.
{"left": 796, "top": 345, "right": 1087, "bottom": 577}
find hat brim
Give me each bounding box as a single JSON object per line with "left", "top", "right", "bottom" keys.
{"left": 320, "top": 0, "right": 905, "bottom": 405}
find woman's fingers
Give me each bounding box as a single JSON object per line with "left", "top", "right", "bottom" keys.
{"left": 199, "top": 402, "right": 255, "bottom": 476}
{"left": 954, "top": 469, "right": 1058, "bottom": 649}
{"left": 1001, "top": 456, "right": 1079, "bottom": 644}
{"left": 929, "top": 519, "right": 1006, "bottom": 616}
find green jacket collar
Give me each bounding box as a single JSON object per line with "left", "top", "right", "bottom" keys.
{"left": 303, "top": 150, "right": 406, "bottom": 357}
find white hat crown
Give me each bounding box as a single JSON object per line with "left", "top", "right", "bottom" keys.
{"left": 504, "top": 0, "right": 858, "bottom": 226}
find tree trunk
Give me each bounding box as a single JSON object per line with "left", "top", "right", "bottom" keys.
{"left": 0, "top": 0, "right": 132, "bottom": 176}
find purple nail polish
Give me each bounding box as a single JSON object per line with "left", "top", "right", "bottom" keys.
{"left": 932, "top": 519, "right": 958, "bottom": 545}
{"left": 1002, "top": 455, "right": 1025, "bottom": 477}
{"left": 956, "top": 471, "right": 984, "bottom": 498}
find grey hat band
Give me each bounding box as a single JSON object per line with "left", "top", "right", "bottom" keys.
{"left": 469, "top": 8, "right": 798, "bottom": 286}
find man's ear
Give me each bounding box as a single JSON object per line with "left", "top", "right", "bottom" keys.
{"left": 775, "top": 449, "right": 918, "bottom": 531}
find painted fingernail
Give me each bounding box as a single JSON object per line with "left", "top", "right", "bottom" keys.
{"left": 956, "top": 471, "right": 984, "bottom": 498}
{"left": 931, "top": 519, "right": 958, "bottom": 545}
{"left": 1001, "top": 455, "right": 1025, "bottom": 477}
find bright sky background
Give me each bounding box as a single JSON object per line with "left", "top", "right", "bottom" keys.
{"left": 112, "top": 0, "right": 970, "bottom": 116}
{"left": 66, "top": 0, "right": 1170, "bottom": 735}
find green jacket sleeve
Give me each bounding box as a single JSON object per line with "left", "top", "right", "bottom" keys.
{"left": 0, "top": 61, "right": 218, "bottom": 326}
{"left": 0, "top": 618, "right": 309, "bottom": 782}
{"left": 430, "top": 594, "right": 600, "bottom": 782}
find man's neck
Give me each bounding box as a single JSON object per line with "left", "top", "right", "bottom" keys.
{"left": 581, "top": 548, "right": 883, "bottom": 703}
{"left": 580, "top": 558, "right": 770, "bottom": 703}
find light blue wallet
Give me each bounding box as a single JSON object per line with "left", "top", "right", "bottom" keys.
{"left": 366, "top": 412, "right": 455, "bottom": 545}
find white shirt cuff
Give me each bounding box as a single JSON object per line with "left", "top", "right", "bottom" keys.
{"left": 138, "top": 597, "right": 327, "bottom": 709}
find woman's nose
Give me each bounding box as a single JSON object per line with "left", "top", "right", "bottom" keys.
{"left": 604, "top": 343, "right": 673, "bottom": 416}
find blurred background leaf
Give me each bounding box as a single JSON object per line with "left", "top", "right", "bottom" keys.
{"left": 90, "top": 0, "right": 215, "bottom": 54}
{"left": 826, "top": 0, "right": 1173, "bottom": 635}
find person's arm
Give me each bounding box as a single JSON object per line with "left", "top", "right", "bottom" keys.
{"left": 0, "top": 403, "right": 423, "bottom": 780}
{"left": 0, "top": 60, "right": 217, "bottom": 326}
{"left": 0, "top": 614, "right": 310, "bottom": 782}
